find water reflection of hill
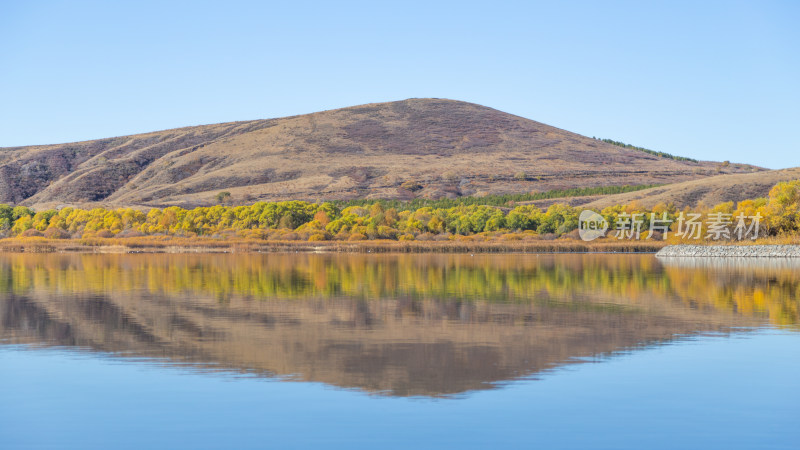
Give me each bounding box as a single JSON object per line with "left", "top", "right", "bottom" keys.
{"left": 0, "top": 254, "right": 795, "bottom": 397}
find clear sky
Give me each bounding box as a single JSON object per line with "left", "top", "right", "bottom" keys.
{"left": 1, "top": 1, "right": 798, "bottom": 169}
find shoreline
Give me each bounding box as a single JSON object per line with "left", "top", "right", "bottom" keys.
{"left": 4, "top": 238, "right": 799, "bottom": 256}
{"left": 0, "top": 237, "right": 666, "bottom": 254}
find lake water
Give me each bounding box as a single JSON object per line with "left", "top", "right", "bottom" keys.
{"left": 0, "top": 253, "right": 798, "bottom": 449}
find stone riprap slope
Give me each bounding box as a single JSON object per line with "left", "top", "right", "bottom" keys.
{"left": 657, "top": 245, "right": 800, "bottom": 258}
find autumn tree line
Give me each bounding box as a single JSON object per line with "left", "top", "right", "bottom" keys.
{"left": 1, "top": 181, "right": 799, "bottom": 242}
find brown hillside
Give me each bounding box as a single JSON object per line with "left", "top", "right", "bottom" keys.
{"left": 0, "top": 99, "right": 758, "bottom": 208}
{"left": 580, "top": 167, "right": 800, "bottom": 210}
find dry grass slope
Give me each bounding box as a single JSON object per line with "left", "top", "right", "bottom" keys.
{"left": 582, "top": 167, "right": 800, "bottom": 209}
{"left": 0, "top": 98, "right": 759, "bottom": 209}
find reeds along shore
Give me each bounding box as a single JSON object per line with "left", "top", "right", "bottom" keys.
{"left": 0, "top": 236, "right": 668, "bottom": 254}
{"left": 3, "top": 234, "right": 797, "bottom": 254}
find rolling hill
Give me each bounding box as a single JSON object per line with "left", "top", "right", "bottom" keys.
{"left": 514, "top": 167, "right": 800, "bottom": 210}
{"left": 580, "top": 167, "right": 800, "bottom": 209}
{"left": 0, "top": 98, "right": 760, "bottom": 209}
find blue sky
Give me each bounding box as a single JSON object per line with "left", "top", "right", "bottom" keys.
{"left": 1, "top": 1, "right": 797, "bottom": 169}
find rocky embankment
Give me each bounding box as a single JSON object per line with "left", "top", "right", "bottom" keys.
{"left": 656, "top": 245, "right": 800, "bottom": 258}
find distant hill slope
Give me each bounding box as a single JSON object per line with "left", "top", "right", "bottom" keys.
{"left": 0, "top": 98, "right": 759, "bottom": 208}
{"left": 580, "top": 167, "right": 800, "bottom": 209}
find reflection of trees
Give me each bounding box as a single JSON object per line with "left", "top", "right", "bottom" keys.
{"left": 1, "top": 253, "right": 796, "bottom": 325}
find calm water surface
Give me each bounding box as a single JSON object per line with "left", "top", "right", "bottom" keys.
{"left": 0, "top": 253, "right": 798, "bottom": 449}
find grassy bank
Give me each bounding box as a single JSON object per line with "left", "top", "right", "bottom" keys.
{"left": 0, "top": 236, "right": 667, "bottom": 254}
